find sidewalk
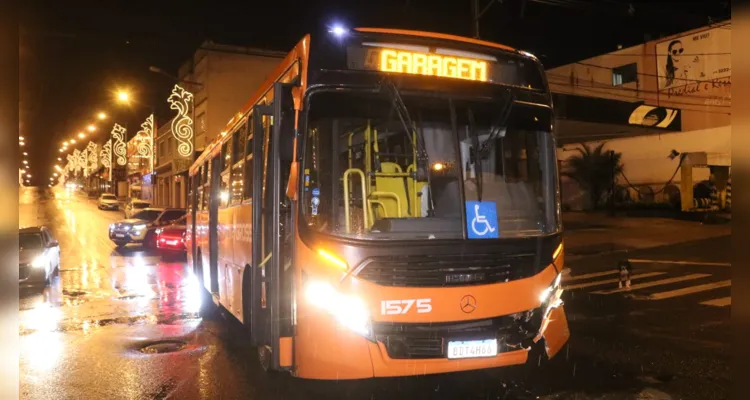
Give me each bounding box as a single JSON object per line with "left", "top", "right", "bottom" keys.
{"left": 562, "top": 212, "right": 731, "bottom": 260}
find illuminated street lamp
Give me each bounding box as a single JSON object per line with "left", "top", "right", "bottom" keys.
{"left": 22, "top": 160, "right": 28, "bottom": 165}
{"left": 98, "top": 112, "right": 107, "bottom": 120}
{"left": 26, "top": 174, "right": 31, "bottom": 178}
{"left": 23, "top": 152, "right": 28, "bottom": 156}
{"left": 87, "top": 125, "right": 96, "bottom": 132}
{"left": 117, "top": 90, "right": 130, "bottom": 104}
{"left": 70, "top": 139, "right": 76, "bottom": 144}
{"left": 78, "top": 132, "right": 86, "bottom": 139}
{"left": 19, "top": 136, "right": 24, "bottom": 141}
{"left": 57, "top": 157, "right": 62, "bottom": 161}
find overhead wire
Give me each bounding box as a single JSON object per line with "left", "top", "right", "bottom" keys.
{"left": 545, "top": 74, "right": 732, "bottom": 112}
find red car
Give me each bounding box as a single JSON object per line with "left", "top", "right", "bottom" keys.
{"left": 155, "top": 215, "right": 187, "bottom": 253}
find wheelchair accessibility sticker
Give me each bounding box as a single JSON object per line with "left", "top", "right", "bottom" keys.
{"left": 466, "top": 201, "right": 499, "bottom": 239}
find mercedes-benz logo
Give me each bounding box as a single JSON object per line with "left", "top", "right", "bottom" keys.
{"left": 460, "top": 295, "right": 477, "bottom": 313}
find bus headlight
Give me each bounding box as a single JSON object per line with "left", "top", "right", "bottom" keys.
{"left": 31, "top": 254, "right": 49, "bottom": 269}
{"left": 539, "top": 272, "right": 563, "bottom": 317}
{"left": 305, "top": 281, "right": 373, "bottom": 340}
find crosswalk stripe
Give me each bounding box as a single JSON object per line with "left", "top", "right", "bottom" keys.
{"left": 563, "top": 272, "right": 666, "bottom": 290}
{"left": 628, "top": 259, "right": 731, "bottom": 267}
{"left": 647, "top": 280, "right": 731, "bottom": 300}
{"left": 700, "top": 297, "right": 731, "bottom": 307}
{"left": 592, "top": 273, "right": 711, "bottom": 294}
{"left": 562, "top": 270, "right": 619, "bottom": 283}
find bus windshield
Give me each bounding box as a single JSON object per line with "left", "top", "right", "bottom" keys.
{"left": 302, "top": 89, "right": 560, "bottom": 240}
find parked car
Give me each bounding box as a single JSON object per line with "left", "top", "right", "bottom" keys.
{"left": 156, "top": 215, "right": 187, "bottom": 253}
{"left": 108, "top": 208, "right": 186, "bottom": 248}
{"left": 19, "top": 226, "right": 60, "bottom": 287}
{"left": 123, "top": 199, "right": 151, "bottom": 219}
{"left": 98, "top": 193, "right": 120, "bottom": 210}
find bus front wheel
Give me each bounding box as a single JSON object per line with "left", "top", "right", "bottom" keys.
{"left": 258, "top": 345, "right": 273, "bottom": 372}
{"left": 196, "top": 254, "right": 218, "bottom": 318}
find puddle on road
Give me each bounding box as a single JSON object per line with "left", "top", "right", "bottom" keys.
{"left": 19, "top": 312, "right": 201, "bottom": 336}
{"left": 62, "top": 289, "right": 88, "bottom": 297}
{"left": 139, "top": 340, "right": 187, "bottom": 354}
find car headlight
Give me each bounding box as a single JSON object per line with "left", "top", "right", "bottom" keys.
{"left": 539, "top": 272, "right": 564, "bottom": 318}
{"left": 31, "top": 254, "right": 49, "bottom": 268}
{"left": 109, "top": 224, "right": 114, "bottom": 231}
{"left": 155, "top": 228, "right": 162, "bottom": 235}
{"left": 304, "top": 281, "right": 373, "bottom": 340}
{"left": 133, "top": 224, "right": 147, "bottom": 230}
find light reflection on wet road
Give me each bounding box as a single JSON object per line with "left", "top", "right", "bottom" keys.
{"left": 18, "top": 187, "right": 730, "bottom": 400}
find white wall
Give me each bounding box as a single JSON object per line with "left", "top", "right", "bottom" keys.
{"left": 557, "top": 126, "right": 730, "bottom": 209}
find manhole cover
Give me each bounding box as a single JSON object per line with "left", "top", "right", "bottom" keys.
{"left": 139, "top": 340, "right": 187, "bottom": 354}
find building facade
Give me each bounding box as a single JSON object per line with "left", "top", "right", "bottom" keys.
{"left": 152, "top": 41, "right": 284, "bottom": 208}
{"left": 178, "top": 41, "right": 285, "bottom": 152}
{"left": 548, "top": 22, "right": 731, "bottom": 210}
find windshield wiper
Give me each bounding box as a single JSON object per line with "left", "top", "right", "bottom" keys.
{"left": 476, "top": 90, "right": 514, "bottom": 158}
{"left": 380, "top": 78, "right": 434, "bottom": 216}
{"left": 466, "top": 105, "right": 483, "bottom": 202}
{"left": 380, "top": 79, "right": 428, "bottom": 163}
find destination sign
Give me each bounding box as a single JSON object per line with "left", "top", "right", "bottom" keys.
{"left": 345, "top": 45, "right": 544, "bottom": 89}
{"left": 379, "top": 49, "right": 488, "bottom": 82}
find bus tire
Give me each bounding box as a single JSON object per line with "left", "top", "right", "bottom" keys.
{"left": 258, "top": 345, "right": 273, "bottom": 372}
{"left": 196, "top": 253, "right": 218, "bottom": 318}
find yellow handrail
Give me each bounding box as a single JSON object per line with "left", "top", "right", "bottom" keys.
{"left": 367, "top": 200, "right": 387, "bottom": 224}
{"left": 370, "top": 191, "right": 402, "bottom": 219}
{"left": 343, "top": 168, "right": 368, "bottom": 234}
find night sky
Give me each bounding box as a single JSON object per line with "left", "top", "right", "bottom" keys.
{"left": 19, "top": 0, "right": 730, "bottom": 186}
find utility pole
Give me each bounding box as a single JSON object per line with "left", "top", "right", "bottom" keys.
{"left": 471, "top": 0, "right": 500, "bottom": 39}
{"left": 471, "top": 0, "right": 480, "bottom": 38}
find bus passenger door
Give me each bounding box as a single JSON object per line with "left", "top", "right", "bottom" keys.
{"left": 252, "top": 82, "right": 296, "bottom": 372}
{"left": 208, "top": 154, "right": 222, "bottom": 295}
{"left": 251, "top": 104, "right": 273, "bottom": 349}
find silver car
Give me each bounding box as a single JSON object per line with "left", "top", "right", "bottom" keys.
{"left": 98, "top": 193, "right": 120, "bottom": 210}
{"left": 109, "top": 208, "right": 187, "bottom": 248}
{"left": 19, "top": 226, "right": 60, "bottom": 287}
{"left": 123, "top": 200, "right": 151, "bottom": 219}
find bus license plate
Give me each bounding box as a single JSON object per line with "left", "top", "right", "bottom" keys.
{"left": 447, "top": 339, "right": 498, "bottom": 359}
{"left": 115, "top": 234, "right": 125, "bottom": 238}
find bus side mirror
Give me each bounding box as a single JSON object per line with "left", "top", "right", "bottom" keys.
{"left": 286, "top": 161, "right": 299, "bottom": 201}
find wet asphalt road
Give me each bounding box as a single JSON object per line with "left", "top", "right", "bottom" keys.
{"left": 19, "top": 187, "right": 730, "bottom": 400}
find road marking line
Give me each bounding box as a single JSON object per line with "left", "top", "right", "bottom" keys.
{"left": 563, "top": 272, "right": 666, "bottom": 290}
{"left": 562, "top": 270, "right": 619, "bottom": 283}
{"left": 700, "top": 297, "right": 731, "bottom": 307}
{"left": 628, "top": 259, "right": 731, "bottom": 267}
{"left": 592, "top": 273, "right": 712, "bottom": 294}
{"left": 647, "top": 280, "right": 731, "bottom": 300}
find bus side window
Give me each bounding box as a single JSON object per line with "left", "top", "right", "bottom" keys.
{"left": 243, "top": 116, "right": 254, "bottom": 201}
{"left": 197, "top": 165, "right": 204, "bottom": 211}
{"left": 230, "top": 125, "right": 245, "bottom": 204}
{"left": 220, "top": 141, "right": 231, "bottom": 208}
{"left": 203, "top": 161, "right": 210, "bottom": 211}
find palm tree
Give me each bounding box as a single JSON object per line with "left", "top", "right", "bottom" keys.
{"left": 561, "top": 143, "right": 624, "bottom": 210}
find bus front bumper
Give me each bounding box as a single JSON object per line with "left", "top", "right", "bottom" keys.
{"left": 294, "top": 305, "right": 569, "bottom": 379}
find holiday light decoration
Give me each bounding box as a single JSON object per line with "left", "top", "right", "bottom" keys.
{"left": 73, "top": 149, "right": 82, "bottom": 174}
{"left": 86, "top": 141, "right": 99, "bottom": 173}
{"left": 136, "top": 114, "right": 154, "bottom": 172}
{"left": 100, "top": 139, "right": 112, "bottom": 168}
{"left": 111, "top": 123, "right": 127, "bottom": 166}
{"left": 81, "top": 148, "right": 88, "bottom": 177}
{"left": 167, "top": 85, "right": 194, "bottom": 157}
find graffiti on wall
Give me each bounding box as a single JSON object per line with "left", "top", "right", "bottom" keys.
{"left": 656, "top": 26, "right": 731, "bottom": 103}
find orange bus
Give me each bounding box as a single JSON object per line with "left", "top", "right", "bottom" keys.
{"left": 186, "top": 27, "right": 568, "bottom": 379}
